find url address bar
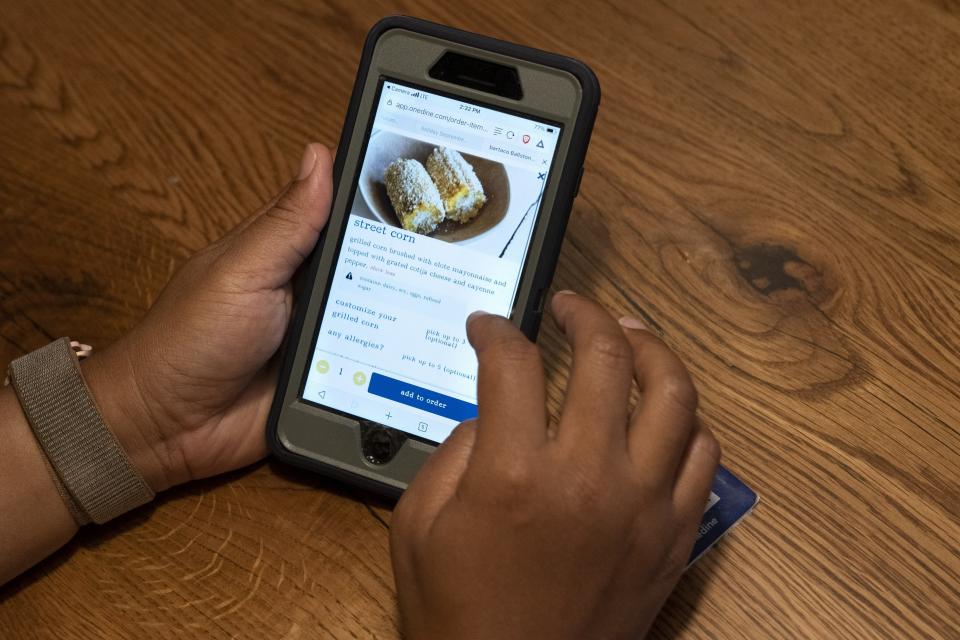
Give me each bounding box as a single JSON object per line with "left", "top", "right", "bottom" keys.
{"left": 392, "top": 102, "right": 489, "bottom": 134}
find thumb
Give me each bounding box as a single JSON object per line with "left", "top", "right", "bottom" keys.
{"left": 394, "top": 421, "right": 477, "bottom": 532}
{"left": 225, "top": 143, "right": 333, "bottom": 289}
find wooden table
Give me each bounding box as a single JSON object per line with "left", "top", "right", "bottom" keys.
{"left": 2, "top": 1, "right": 958, "bottom": 637}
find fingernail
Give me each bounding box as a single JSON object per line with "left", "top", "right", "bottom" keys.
{"left": 554, "top": 289, "right": 575, "bottom": 296}
{"left": 467, "top": 310, "right": 490, "bottom": 326}
{"left": 297, "top": 145, "right": 317, "bottom": 180}
{"left": 619, "top": 316, "right": 646, "bottom": 330}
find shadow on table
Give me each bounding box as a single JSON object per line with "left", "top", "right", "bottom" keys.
{"left": 0, "top": 459, "right": 396, "bottom": 601}
{"left": 267, "top": 458, "right": 397, "bottom": 517}
{"left": 0, "top": 481, "right": 161, "bottom": 600}
{"left": 647, "top": 541, "right": 726, "bottom": 639}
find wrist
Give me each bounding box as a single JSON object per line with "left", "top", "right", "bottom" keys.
{"left": 81, "top": 338, "right": 186, "bottom": 493}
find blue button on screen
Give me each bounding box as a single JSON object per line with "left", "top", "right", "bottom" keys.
{"left": 367, "top": 373, "right": 477, "bottom": 422}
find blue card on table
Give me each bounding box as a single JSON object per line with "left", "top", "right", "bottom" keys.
{"left": 688, "top": 465, "right": 758, "bottom": 566}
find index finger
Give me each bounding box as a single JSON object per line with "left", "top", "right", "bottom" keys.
{"left": 466, "top": 311, "right": 549, "bottom": 456}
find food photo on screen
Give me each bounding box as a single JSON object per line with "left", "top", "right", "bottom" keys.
{"left": 355, "top": 130, "right": 546, "bottom": 260}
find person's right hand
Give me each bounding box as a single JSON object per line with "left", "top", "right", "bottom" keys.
{"left": 390, "top": 291, "right": 720, "bottom": 640}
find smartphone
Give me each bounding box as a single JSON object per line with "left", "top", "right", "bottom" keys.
{"left": 267, "top": 16, "right": 599, "bottom": 497}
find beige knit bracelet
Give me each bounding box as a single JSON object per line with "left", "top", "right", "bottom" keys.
{"left": 6, "top": 338, "right": 155, "bottom": 525}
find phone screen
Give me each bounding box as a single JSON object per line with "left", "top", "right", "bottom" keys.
{"left": 301, "top": 79, "right": 562, "bottom": 444}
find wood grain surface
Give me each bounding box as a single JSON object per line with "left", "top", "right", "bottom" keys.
{"left": 1, "top": 0, "right": 958, "bottom": 637}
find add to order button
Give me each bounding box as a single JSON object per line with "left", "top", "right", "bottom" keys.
{"left": 367, "top": 373, "right": 477, "bottom": 422}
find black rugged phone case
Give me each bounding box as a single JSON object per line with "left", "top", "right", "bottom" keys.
{"left": 266, "top": 15, "right": 600, "bottom": 498}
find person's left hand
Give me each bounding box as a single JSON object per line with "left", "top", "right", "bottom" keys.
{"left": 84, "top": 144, "right": 333, "bottom": 491}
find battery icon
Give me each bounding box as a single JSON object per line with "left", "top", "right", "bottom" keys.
{"left": 546, "top": 127, "right": 554, "bottom": 133}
